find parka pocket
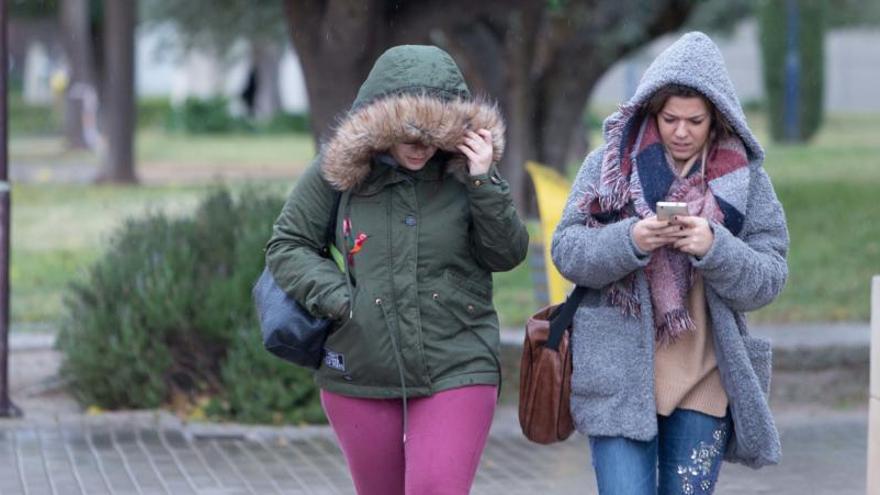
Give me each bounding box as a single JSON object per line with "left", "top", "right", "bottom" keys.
{"left": 424, "top": 273, "right": 501, "bottom": 382}
{"left": 428, "top": 272, "right": 495, "bottom": 338}
{"left": 321, "top": 288, "right": 362, "bottom": 374}
{"left": 743, "top": 335, "right": 772, "bottom": 396}
{"left": 569, "top": 305, "right": 632, "bottom": 398}
{"left": 321, "top": 287, "right": 398, "bottom": 385}
{"left": 443, "top": 269, "right": 492, "bottom": 300}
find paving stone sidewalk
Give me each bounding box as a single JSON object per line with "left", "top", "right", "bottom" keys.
{"left": 0, "top": 405, "right": 869, "bottom": 495}
{"left": 2, "top": 328, "right": 872, "bottom": 494}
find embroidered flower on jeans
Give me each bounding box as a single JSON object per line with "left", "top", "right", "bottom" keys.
{"left": 675, "top": 421, "right": 728, "bottom": 494}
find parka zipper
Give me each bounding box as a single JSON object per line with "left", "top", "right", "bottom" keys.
{"left": 384, "top": 187, "right": 410, "bottom": 443}
{"left": 341, "top": 192, "right": 356, "bottom": 319}
{"left": 376, "top": 297, "right": 409, "bottom": 443}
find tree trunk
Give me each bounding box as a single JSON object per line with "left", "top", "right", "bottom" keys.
{"left": 566, "top": 117, "right": 590, "bottom": 169}
{"left": 98, "top": 0, "right": 136, "bottom": 183}
{"left": 59, "top": 0, "right": 97, "bottom": 150}
{"left": 282, "top": 0, "right": 698, "bottom": 216}
{"left": 499, "top": 9, "right": 542, "bottom": 214}
{"left": 283, "top": 0, "right": 390, "bottom": 143}
{"left": 534, "top": 64, "right": 599, "bottom": 174}
{"left": 252, "top": 40, "right": 283, "bottom": 122}
{"left": 413, "top": 2, "right": 543, "bottom": 213}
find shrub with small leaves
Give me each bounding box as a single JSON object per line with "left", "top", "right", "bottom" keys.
{"left": 57, "top": 188, "right": 326, "bottom": 424}
{"left": 208, "top": 327, "right": 325, "bottom": 425}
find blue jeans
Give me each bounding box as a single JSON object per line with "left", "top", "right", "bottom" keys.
{"left": 588, "top": 409, "right": 732, "bottom": 495}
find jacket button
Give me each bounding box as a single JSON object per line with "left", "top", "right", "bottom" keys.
{"left": 404, "top": 215, "right": 417, "bottom": 226}
{"left": 467, "top": 304, "right": 475, "bottom": 313}
{"left": 375, "top": 298, "right": 382, "bottom": 305}
{"left": 473, "top": 179, "right": 482, "bottom": 187}
{"left": 432, "top": 293, "right": 439, "bottom": 300}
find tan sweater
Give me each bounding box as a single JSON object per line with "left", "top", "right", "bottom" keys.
{"left": 654, "top": 273, "right": 729, "bottom": 418}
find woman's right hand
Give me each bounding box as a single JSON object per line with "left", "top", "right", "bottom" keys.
{"left": 631, "top": 216, "right": 680, "bottom": 253}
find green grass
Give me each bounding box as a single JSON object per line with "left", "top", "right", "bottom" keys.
{"left": 8, "top": 92, "right": 62, "bottom": 136}
{"left": 10, "top": 131, "right": 314, "bottom": 171}
{"left": 751, "top": 113, "right": 880, "bottom": 322}
{"left": 12, "top": 184, "right": 206, "bottom": 324}
{"left": 10, "top": 181, "right": 292, "bottom": 327}
{"left": 137, "top": 130, "right": 315, "bottom": 167}
{"left": 759, "top": 181, "right": 878, "bottom": 321}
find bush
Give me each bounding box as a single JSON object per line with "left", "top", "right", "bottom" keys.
{"left": 165, "top": 96, "right": 311, "bottom": 136}
{"left": 57, "top": 188, "right": 326, "bottom": 424}
{"left": 169, "top": 97, "right": 246, "bottom": 134}
{"left": 137, "top": 97, "right": 174, "bottom": 130}
{"left": 209, "top": 328, "right": 325, "bottom": 425}
{"left": 759, "top": 0, "right": 826, "bottom": 142}
{"left": 9, "top": 91, "right": 62, "bottom": 136}
{"left": 262, "top": 112, "right": 311, "bottom": 134}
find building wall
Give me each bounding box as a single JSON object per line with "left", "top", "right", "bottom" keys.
{"left": 136, "top": 25, "right": 309, "bottom": 113}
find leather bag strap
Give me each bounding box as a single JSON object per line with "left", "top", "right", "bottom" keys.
{"left": 545, "top": 286, "right": 588, "bottom": 351}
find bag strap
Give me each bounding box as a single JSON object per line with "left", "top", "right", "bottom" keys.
{"left": 545, "top": 286, "right": 587, "bottom": 351}
{"left": 321, "top": 192, "right": 343, "bottom": 254}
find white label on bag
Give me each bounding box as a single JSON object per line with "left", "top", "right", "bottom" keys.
{"left": 324, "top": 350, "right": 346, "bottom": 372}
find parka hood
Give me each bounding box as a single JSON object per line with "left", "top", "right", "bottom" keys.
{"left": 321, "top": 45, "right": 505, "bottom": 191}
{"left": 607, "top": 31, "right": 763, "bottom": 162}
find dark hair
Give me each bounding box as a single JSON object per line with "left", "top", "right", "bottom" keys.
{"left": 645, "top": 84, "right": 734, "bottom": 140}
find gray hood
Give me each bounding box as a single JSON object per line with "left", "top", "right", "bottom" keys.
{"left": 607, "top": 31, "right": 763, "bottom": 162}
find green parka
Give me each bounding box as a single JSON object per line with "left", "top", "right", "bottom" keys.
{"left": 265, "top": 45, "right": 529, "bottom": 398}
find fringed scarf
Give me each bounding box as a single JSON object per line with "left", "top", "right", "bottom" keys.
{"left": 580, "top": 104, "right": 750, "bottom": 344}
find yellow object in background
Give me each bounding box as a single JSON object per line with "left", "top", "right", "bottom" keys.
{"left": 525, "top": 161, "right": 573, "bottom": 305}
{"left": 50, "top": 70, "right": 69, "bottom": 95}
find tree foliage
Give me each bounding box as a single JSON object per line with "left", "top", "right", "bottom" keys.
{"left": 283, "top": 0, "right": 701, "bottom": 213}
{"left": 826, "top": 0, "right": 880, "bottom": 27}
{"left": 8, "top": 0, "right": 58, "bottom": 18}
{"left": 143, "top": 0, "right": 287, "bottom": 53}
{"left": 684, "top": 0, "right": 755, "bottom": 35}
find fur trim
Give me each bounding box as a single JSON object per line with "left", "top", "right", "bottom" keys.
{"left": 320, "top": 93, "right": 505, "bottom": 191}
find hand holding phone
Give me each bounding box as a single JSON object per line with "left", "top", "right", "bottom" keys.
{"left": 656, "top": 201, "right": 688, "bottom": 221}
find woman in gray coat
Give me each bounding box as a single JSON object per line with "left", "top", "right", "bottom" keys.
{"left": 551, "top": 32, "right": 789, "bottom": 494}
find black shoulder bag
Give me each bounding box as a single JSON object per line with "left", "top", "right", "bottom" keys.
{"left": 252, "top": 193, "right": 342, "bottom": 369}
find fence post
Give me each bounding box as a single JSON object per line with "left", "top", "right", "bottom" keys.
{"left": 868, "top": 276, "right": 879, "bottom": 494}
{"left": 0, "top": 0, "right": 21, "bottom": 419}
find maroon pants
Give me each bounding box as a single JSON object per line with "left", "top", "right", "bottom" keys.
{"left": 320, "top": 385, "right": 497, "bottom": 495}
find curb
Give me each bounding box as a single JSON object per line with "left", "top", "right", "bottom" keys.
{"left": 12, "top": 321, "right": 870, "bottom": 369}
{"left": 500, "top": 322, "right": 871, "bottom": 407}
{"left": 502, "top": 322, "right": 871, "bottom": 371}
{"left": 12, "top": 322, "right": 870, "bottom": 369}
{"left": 8, "top": 332, "right": 56, "bottom": 352}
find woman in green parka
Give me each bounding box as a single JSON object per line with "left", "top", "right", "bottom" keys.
{"left": 265, "top": 45, "right": 528, "bottom": 495}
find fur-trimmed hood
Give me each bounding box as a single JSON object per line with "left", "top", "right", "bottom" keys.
{"left": 320, "top": 45, "right": 505, "bottom": 191}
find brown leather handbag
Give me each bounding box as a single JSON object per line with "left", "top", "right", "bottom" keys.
{"left": 518, "top": 286, "right": 586, "bottom": 444}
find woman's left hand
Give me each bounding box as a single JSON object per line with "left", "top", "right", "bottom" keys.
{"left": 667, "top": 215, "right": 715, "bottom": 258}
{"left": 457, "top": 129, "right": 493, "bottom": 176}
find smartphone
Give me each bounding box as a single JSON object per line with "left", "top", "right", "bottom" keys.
{"left": 656, "top": 201, "right": 688, "bottom": 221}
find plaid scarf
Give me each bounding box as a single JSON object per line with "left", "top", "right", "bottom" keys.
{"left": 580, "top": 104, "right": 749, "bottom": 344}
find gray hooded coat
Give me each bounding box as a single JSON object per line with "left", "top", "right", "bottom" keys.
{"left": 551, "top": 32, "right": 789, "bottom": 468}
